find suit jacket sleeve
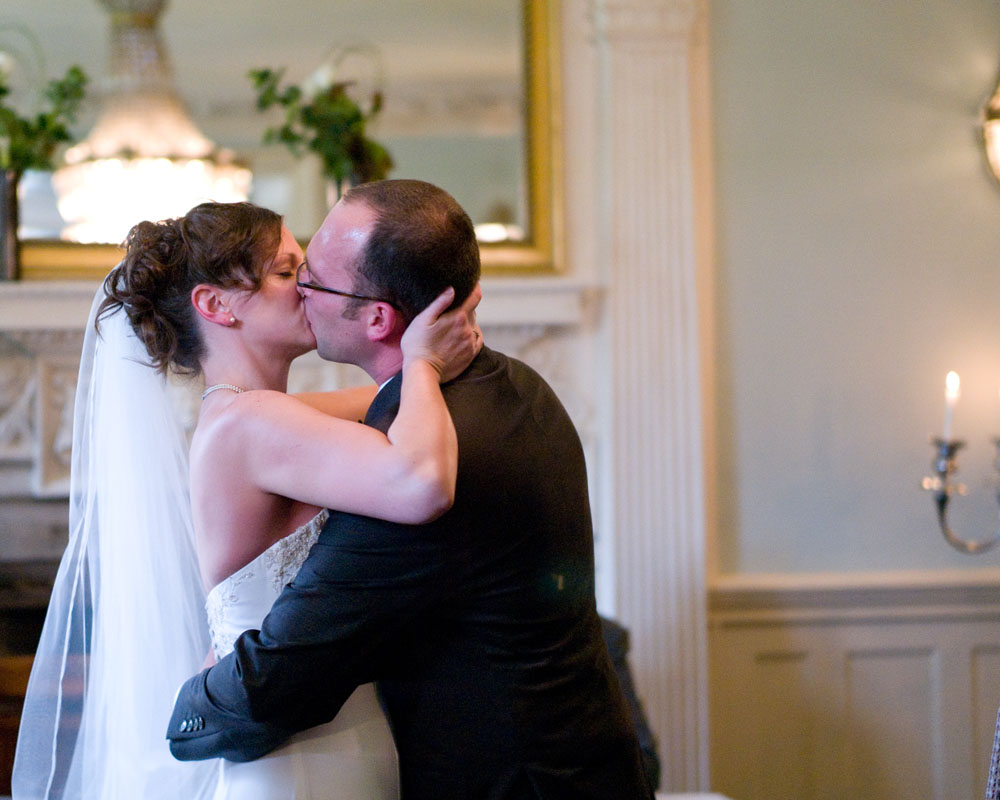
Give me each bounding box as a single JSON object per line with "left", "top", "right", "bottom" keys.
{"left": 168, "top": 375, "right": 449, "bottom": 761}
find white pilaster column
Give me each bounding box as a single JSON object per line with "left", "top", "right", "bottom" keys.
{"left": 592, "top": 0, "right": 709, "bottom": 790}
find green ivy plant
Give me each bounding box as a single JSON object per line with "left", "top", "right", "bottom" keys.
{"left": 249, "top": 66, "right": 393, "bottom": 198}
{"left": 0, "top": 64, "right": 88, "bottom": 173}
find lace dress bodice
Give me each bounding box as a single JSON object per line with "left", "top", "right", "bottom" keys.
{"left": 206, "top": 510, "right": 329, "bottom": 659}
{"left": 203, "top": 510, "right": 398, "bottom": 800}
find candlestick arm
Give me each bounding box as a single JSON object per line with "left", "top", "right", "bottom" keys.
{"left": 923, "top": 438, "right": 1000, "bottom": 554}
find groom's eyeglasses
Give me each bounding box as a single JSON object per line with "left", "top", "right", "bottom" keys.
{"left": 296, "top": 262, "right": 397, "bottom": 307}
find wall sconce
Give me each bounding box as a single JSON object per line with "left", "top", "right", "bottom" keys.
{"left": 921, "top": 372, "right": 1000, "bottom": 554}
{"left": 983, "top": 73, "right": 1000, "bottom": 185}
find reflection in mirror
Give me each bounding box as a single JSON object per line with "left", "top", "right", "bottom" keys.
{"left": 244, "top": 2, "right": 525, "bottom": 244}
{"left": 13, "top": 0, "right": 561, "bottom": 277}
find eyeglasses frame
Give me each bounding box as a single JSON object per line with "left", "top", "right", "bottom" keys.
{"left": 295, "top": 262, "right": 396, "bottom": 307}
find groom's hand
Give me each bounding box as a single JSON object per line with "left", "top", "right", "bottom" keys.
{"left": 167, "top": 667, "right": 291, "bottom": 763}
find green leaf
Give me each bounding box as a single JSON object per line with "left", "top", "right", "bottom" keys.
{"left": 0, "top": 65, "right": 88, "bottom": 171}
{"left": 248, "top": 64, "right": 394, "bottom": 185}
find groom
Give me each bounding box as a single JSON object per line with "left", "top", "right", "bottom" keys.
{"left": 168, "top": 179, "right": 653, "bottom": 799}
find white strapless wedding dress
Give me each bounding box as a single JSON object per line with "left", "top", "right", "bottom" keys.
{"left": 204, "top": 511, "right": 399, "bottom": 800}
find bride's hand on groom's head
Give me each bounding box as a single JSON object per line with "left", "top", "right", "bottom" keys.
{"left": 402, "top": 285, "right": 483, "bottom": 382}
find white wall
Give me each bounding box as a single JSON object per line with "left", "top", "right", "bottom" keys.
{"left": 709, "top": 0, "right": 1000, "bottom": 574}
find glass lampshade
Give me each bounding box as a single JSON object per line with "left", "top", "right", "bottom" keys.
{"left": 53, "top": 0, "right": 250, "bottom": 243}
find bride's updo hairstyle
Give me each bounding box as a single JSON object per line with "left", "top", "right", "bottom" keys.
{"left": 98, "top": 202, "right": 283, "bottom": 375}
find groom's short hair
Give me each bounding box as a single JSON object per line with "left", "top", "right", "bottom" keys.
{"left": 342, "top": 179, "right": 480, "bottom": 323}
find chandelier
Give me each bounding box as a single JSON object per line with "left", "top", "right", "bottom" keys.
{"left": 53, "top": 0, "right": 250, "bottom": 243}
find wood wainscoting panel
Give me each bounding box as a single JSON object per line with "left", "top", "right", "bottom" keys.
{"left": 971, "top": 646, "right": 1000, "bottom": 792}
{"left": 709, "top": 571, "right": 1000, "bottom": 800}
{"left": 844, "top": 645, "right": 940, "bottom": 798}
{"left": 750, "top": 649, "right": 815, "bottom": 799}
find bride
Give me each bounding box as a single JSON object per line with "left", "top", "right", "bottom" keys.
{"left": 12, "top": 201, "right": 480, "bottom": 799}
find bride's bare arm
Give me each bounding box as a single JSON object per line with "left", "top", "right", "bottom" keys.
{"left": 227, "top": 287, "right": 481, "bottom": 524}
{"left": 293, "top": 385, "right": 377, "bottom": 421}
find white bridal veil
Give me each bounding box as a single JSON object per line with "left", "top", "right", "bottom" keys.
{"left": 12, "top": 288, "right": 217, "bottom": 798}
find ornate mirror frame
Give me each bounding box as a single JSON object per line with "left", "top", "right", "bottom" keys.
{"left": 20, "top": 0, "right": 563, "bottom": 280}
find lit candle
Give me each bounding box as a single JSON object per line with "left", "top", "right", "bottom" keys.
{"left": 943, "top": 371, "right": 960, "bottom": 441}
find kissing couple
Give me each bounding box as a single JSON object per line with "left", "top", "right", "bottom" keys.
{"left": 14, "top": 179, "right": 653, "bottom": 799}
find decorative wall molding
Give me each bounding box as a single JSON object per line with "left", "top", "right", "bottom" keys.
{"left": 589, "top": 0, "right": 709, "bottom": 790}
{"left": 33, "top": 357, "right": 79, "bottom": 497}
{"left": 0, "top": 355, "right": 34, "bottom": 462}
{"left": 711, "top": 569, "right": 1000, "bottom": 622}
{"left": 1, "top": 330, "right": 87, "bottom": 496}
{"left": 709, "top": 570, "right": 1000, "bottom": 800}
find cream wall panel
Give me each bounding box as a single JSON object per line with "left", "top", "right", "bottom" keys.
{"left": 750, "top": 650, "right": 816, "bottom": 798}
{"left": 845, "top": 647, "right": 939, "bottom": 797}
{"left": 974, "top": 647, "right": 1000, "bottom": 782}
{"left": 710, "top": 574, "right": 1000, "bottom": 800}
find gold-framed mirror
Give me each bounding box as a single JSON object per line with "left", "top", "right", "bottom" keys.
{"left": 17, "top": 0, "right": 562, "bottom": 279}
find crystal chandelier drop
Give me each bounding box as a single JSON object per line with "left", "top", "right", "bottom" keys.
{"left": 53, "top": 0, "right": 250, "bottom": 243}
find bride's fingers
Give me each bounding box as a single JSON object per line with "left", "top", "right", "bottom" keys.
{"left": 458, "top": 290, "right": 483, "bottom": 350}
{"left": 413, "top": 284, "right": 481, "bottom": 328}
{"left": 458, "top": 284, "right": 482, "bottom": 318}
{"left": 414, "top": 286, "right": 457, "bottom": 324}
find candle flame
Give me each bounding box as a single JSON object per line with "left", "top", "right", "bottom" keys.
{"left": 946, "top": 371, "right": 960, "bottom": 402}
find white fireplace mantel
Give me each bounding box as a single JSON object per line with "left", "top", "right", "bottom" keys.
{"left": 0, "top": 276, "right": 597, "bottom": 332}
{"left": 0, "top": 274, "right": 600, "bottom": 504}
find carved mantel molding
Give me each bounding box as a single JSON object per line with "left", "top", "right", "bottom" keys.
{"left": 0, "top": 276, "right": 598, "bottom": 505}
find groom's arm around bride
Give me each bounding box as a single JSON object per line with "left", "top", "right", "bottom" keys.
{"left": 168, "top": 179, "right": 653, "bottom": 800}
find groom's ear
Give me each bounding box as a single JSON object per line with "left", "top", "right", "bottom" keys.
{"left": 191, "top": 284, "right": 235, "bottom": 327}
{"left": 363, "top": 301, "right": 405, "bottom": 344}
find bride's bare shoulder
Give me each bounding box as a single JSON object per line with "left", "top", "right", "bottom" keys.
{"left": 191, "top": 389, "right": 356, "bottom": 471}
{"left": 195, "top": 389, "right": 301, "bottom": 435}
{"left": 190, "top": 390, "right": 289, "bottom": 464}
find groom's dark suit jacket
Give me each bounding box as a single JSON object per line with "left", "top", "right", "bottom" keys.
{"left": 168, "top": 346, "right": 652, "bottom": 799}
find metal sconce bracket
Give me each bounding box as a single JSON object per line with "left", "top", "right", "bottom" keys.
{"left": 922, "top": 438, "right": 1000, "bottom": 554}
